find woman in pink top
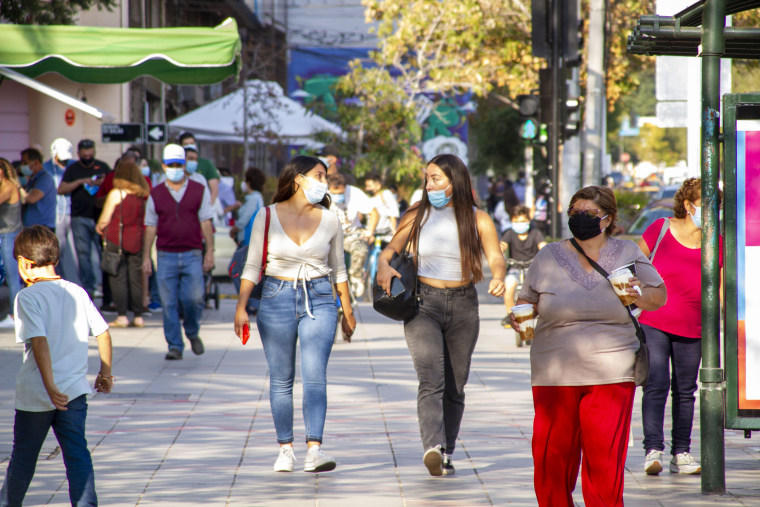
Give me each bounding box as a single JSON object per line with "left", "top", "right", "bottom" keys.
{"left": 638, "top": 178, "right": 722, "bottom": 476}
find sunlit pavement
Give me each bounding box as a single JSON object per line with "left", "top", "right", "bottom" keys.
{"left": 0, "top": 280, "right": 758, "bottom": 506}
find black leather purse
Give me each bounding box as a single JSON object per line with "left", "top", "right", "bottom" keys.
{"left": 372, "top": 222, "right": 418, "bottom": 321}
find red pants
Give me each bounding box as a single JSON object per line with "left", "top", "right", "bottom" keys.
{"left": 532, "top": 383, "right": 635, "bottom": 507}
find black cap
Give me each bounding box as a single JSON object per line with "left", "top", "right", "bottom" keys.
{"left": 78, "top": 139, "right": 95, "bottom": 150}
{"left": 319, "top": 145, "right": 339, "bottom": 157}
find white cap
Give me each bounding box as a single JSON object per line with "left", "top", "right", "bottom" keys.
{"left": 50, "top": 138, "right": 73, "bottom": 160}
{"left": 163, "top": 144, "right": 185, "bottom": 165}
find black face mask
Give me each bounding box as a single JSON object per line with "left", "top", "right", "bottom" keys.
{"left": 568, "top": 213, "right": 606, "bottom": 241}
{"left": 80, "top": 157, "right": 94, "bottom": 167}
{"left": 366, "top": 188, "right": 377, "bottom": 197}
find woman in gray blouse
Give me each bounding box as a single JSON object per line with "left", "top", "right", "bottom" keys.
{"left": 0, "top": 158, "right": 23, "bottom": 326}
{"left": 511, "top": 186, "right": 666, "bottom": 506}
{"left": 377, "top": 154, "right": 506, "bottom": 477}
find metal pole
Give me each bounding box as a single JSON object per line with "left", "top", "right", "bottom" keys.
{"left": 549, "top": 0, "right": 561, "bottom": 238}
{"left": 700, "top": 0, "right": 726, "bottom": 495}
{"left": 583, "top": 0, "right": 605, "bottom": 187}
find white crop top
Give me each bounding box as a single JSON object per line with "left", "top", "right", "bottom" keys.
{"left": 417, "top": 206, "right": 466, "bottom": 281}
{"left": 241, "top": 205, "right": 348, "bottom": 284}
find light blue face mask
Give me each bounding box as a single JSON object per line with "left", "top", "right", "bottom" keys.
{"left": 512, "top": 222, "right": 530, "bottom": 234}
{"left": 165, "top": 167, "right": 185, "bottom": 183}
{"left": 141, "top": 165, "right": 151, "bottom": 177}
{"left": 331, "top": 192, "right": 345, "bottom": 204}
{"left": 689, "top": 205, "right": 702, "bottom": 228}
{"left": 428, "top": 184, "right": 452, "bottom": 208}
{"left": 185, "top": 160, "right": 199, "bottom": 174}
{"left": 20, "top": 165, "right": 32, "bottom": 177}
{"left": 301, "top": 176, "right": 328, "bottom": 204}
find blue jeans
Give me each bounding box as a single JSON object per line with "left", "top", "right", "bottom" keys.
{"left": 0, "top": 231, "right": 22, "bottom": 315}
{"left": 156, "top": 250, "right": 204, "bottom": 352}
{"left": 256, "top": 276, "right": 338, "bottom": 444}
{"left": 70, "top": 217, "right": 100, "bottom": 297}
{"left": 641, "top": 324, "right": 702, "bottom": 455}
{"left": 0, "top": 395, "right": 97, "bottom": 506}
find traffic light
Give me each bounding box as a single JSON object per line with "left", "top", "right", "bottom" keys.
{"left": 562, "top": 95, "right": 580, "bottom": 140}
{"left": 517, "top": 94, "right": 541, "bottom": 141}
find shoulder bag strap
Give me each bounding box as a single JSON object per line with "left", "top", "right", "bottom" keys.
{"left": 258, "top": 206, "right": 271, "bottom": 282}
{"left": 648, "top": 218, "right": 670, "bottom": 262}
{"left": 569, "top": 238, "right": 645, "bottom": 343}
{"left": 117, "top": 190, "right": 124, "bottom": 255}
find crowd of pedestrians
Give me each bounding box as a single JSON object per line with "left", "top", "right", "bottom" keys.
{"left": 0, "top": 139, "right": 718, "bottom": 506}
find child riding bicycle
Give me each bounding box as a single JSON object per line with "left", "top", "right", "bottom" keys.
{"left": 499, "top": 205, "right": 546, "bottom": 327}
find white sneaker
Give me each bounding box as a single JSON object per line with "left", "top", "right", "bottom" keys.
{"left": 303, "top": 445, "right": 336, "bottom": 473}
{"left": 670, "top": 452, "right": 701, "bottom": 474}
{"left": 423, "top": 447, "right": 443, "bottom": 477}
{"left": 0, "top": 315, "right": 14, "bottom": 328}
{"left": 273, "top": 445, "right": 296, "bottom": 472}
{"left": 644, "top": 449, "right": 663, "bottom": 475}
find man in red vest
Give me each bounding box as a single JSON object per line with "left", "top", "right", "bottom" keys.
{"left": 142, "top": 144, "right": 215, "bottom": 360}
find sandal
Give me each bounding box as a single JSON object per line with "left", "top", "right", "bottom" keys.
{"left": 129, "top": 320, "right": 145, "bottom": 328}
{"left": 109, "top": 320, "right": 129, "bottom": 328}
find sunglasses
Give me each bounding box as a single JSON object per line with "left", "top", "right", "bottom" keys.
{"left": 568, "top": 207, "right": 606, "bottom": 219}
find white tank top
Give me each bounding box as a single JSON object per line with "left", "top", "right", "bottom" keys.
{"left": 417, "top": 206, "right": 465, "bottom": 281}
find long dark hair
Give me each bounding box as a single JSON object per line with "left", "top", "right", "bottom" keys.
{"left": 407, "top": 153, "right": 483, "bottom": 282}
{"left": 271, "top": 155, "right": 330, "bottom": 208}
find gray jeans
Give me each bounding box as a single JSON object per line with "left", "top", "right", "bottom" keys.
{"left": 403, "top": 281, "right": 479, "bottom": 453}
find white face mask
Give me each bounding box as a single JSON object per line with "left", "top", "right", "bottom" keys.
{"left": 241, "top": 181, "right": 249, "bottom": 193}
{"left": 300, "top": 176, "right": 328, "bottom": 204}
{"left": 689, "top": 204, "right": 702, "bottom": 228}
{"left": 512, "top": 222, "right": 530, "bottom": 234}
{"left": 221, "top": 176, "right": 234, "bottom": 188}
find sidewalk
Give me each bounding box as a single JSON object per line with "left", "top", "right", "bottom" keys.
{"left": 0, "top": 281, "right": 759, "bottom": 506}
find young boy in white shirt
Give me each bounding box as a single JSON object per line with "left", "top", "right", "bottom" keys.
{"left": 0, "top": 225, "right": 113, "bottom": 506}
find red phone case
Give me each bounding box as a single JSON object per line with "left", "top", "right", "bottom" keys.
{"left": 242, "top": 323, "right": 250, "bottom": 345}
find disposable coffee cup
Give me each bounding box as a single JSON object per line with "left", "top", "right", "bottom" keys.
{"left": 607, "top": 268, "right": 641, "bottom": 307}
{"left": 511, "top": 304, "right": 535, "bottom": 341}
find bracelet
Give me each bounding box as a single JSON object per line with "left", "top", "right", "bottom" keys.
{"left": 97, "top": 373, "right": 114, "bottom": 380}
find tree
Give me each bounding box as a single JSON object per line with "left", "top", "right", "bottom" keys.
{"left": 0, "top": 0, "right": 116, "bottom": 25}
{"left": 469, "top": 94, "right": 526, "bottom": 176}
{"left": 314, "top": 63, "right": 423, "bottom": 182}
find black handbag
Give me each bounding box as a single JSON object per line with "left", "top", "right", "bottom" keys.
{"left": 570, "top": 238, "right": 649, "bottom": 387}
{"left": 100, "top": 193, "right": 123, "bottom": 277}
{"left": 372, "top": 221, "right": 418, "bottom": 321}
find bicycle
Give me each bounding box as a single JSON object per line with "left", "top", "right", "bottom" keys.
{"left": 505, "top": 258, "right": 533, "bottom": 348}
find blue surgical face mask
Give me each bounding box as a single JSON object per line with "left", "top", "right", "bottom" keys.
{"left": 512, "top": 222, "right": 530, "bottom": 234}
{"left": 20, "top": 165, "right": 32, "bottom": 176}
{"left": 186, "top": 160, "right": 198, "bottom": 174}
{"left": 428, "top": 184, "right": 452, "bottom": 208}
{"left": 301, "top": 176, "right": 328, "bottom": 204}
{"left": 165, "top": 167, "right": 185, "bottom": 183}
{"left": 141, "top": 165, "right": 151, "bottom": 177}
{"left": 331, "top": 192, "right": 345, "bottom": 204}
{"left": 689, "top": 205, "right": 702, "bottom": 228}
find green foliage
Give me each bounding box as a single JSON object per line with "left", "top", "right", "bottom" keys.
{"left": 1, "top": 0, "right": 116, "bottom": 25}
{"left": 624, "top": 124, "right": 686, "bottom": 166}
{"left": 308, "top": 63, "right": 423, "bottom": 183}
{"left": 469, "top": 96, "right": 525, "bottom": 176}
{"left": 615, "top": 189, "right": 651, "bottom": 225}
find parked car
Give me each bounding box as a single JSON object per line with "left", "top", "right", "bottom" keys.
{"left": 213, "top": 224, "right": 238, "bottom": 277}
{"left": 656, "top": 184, "right": 680, "bottom": 201}
{"left": 616, "top": 198, "right": 674, "bottom": 241}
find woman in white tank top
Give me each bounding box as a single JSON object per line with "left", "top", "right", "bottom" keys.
{"left": 376, "top": 154, "right": 506, "bottom": 476}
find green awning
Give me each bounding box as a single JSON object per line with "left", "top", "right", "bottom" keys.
{"left": 0, "top": 18, "right": 241, "bottom": 85}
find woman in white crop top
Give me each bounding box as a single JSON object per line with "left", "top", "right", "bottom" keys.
{"left": 376, "top": 154, "right": 506, "bottom": 476}
{"left": 234, "top": 156, "right": 356, "bottom": 474}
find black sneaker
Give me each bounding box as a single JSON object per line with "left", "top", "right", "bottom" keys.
{"left": 443, "top": 454, "right": 455, "bottom": 475}
{"left": 188, "top": 337, "right": 205, "bottom": 355}
{"left": 100, "top": 303, "right": 117, "bottom": 313}
{"left": 165, "top": 348, "right": 183, "bottom": 360}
